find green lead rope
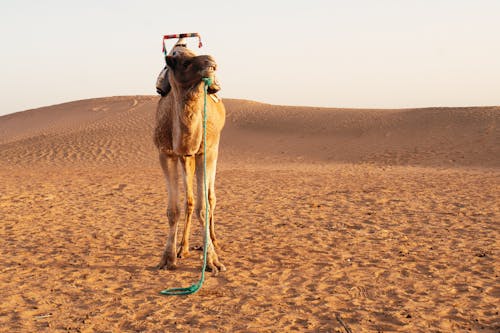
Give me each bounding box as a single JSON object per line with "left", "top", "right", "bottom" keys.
{"left": 160, "top": 77, "right": 213, "bottom": 296}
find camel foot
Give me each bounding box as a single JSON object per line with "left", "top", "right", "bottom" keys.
{"left": 157, "top": 254, "right": 177, "bottom": 270}
{"left": 177, "top": 247, "right": 190, "bottom": 258}
{"left": 157, "top": 262, "right": 177, "bottom": 270}
{"left": 206, "top": 252, "right": 226, "bottom": 275}
{"left": 206, "top": 261, "right": 226, "bottom": 275}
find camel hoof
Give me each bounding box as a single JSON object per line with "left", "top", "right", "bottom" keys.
{"left": 177, "top": 248, "right": 190, "bottom": 258}
{"left": 158, "top": 255, "right": 177, "bottom": 270}
{"left": 168, "top": 263, "right": 177, "bottom": 270}
{"left": 206, "top": 260, "right": 226, "bottom": 275}
{"left": 206, "top": 265, "right": 218, "bottom": 275}
{"left": 157, "top": 262, "right": 177, "bottom": 270}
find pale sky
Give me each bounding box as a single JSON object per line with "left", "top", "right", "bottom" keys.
{"left": 1, "top": 0, "right": 499, "bottom": 115}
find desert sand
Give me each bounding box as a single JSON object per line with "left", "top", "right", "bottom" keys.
{"left": 0, "top": 96, "right": 498, "bottom": 332}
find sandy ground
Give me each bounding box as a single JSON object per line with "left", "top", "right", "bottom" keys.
{"left": 0, "top": 96, "right": 498, "bottom": 332}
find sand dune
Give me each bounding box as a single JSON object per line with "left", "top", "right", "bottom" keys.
{"left": 0, "top": 97, "right": 499, "bottom": 332}
{"left": 1, "top": 96, "right": 498, "bottom": 168}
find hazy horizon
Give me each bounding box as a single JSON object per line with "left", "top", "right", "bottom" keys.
{"left": 1, "top": 0, "right": 499, "bottom": 116}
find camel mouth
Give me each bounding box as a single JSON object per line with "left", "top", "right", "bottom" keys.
{"left": 205, "top": 65, "right": 217, "bottom": 73}
{"left": 201, "top": 65, "right": 217, "bottom": 77}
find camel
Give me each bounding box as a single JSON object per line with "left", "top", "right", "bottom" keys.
{"left": 154, "top": 48, "right": 226, "bottom": 273}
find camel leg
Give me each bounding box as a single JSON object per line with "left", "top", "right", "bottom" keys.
{"left": 195, "top": 152, "right": 226, "bottom": 273}
{"left": 158, "top": 152, "right": 180, "bottom": 270}
{"left": 177, "top": 155, "right": 196, "bottom": 258}
{"left": 208, "top": 150, "right": 220, "bottom": 250}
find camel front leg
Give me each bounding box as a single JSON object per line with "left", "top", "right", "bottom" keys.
{"left": 177, "top": 155, "right": 196, "bottom": 258}
{"left": 195, "top": 152, "right": 226, "bottom": 273}
{"left": 158, "top": 153, "right": 180, "bottom": 270}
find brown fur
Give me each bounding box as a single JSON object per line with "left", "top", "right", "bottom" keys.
{"left": 154, "top": 52, "right": 226, "bottom": 273}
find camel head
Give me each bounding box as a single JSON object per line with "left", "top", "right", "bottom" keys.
{"left": 165, "top": 53, "right": 217, "bottom": 90}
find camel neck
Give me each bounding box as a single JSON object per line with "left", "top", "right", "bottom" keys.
{"left": 183, "top": 83, "right": 205, "bottom": 112}
{"left": 171, "top": 81, "right": 204, "bottom": 115}
{"left": 169, "top": 81, "right": 205, "bottom": 155}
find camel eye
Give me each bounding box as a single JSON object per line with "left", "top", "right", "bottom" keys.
{"left": 183, "top": 61, "right": 191, "bottom": 69}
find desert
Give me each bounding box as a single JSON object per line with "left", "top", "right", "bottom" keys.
{"left": 0, "top": 96, "right": 498, "bottom": 332}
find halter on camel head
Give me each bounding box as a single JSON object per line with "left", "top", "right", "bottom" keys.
{"left": 162, "top": 33, "right": 203, "bottom": 61}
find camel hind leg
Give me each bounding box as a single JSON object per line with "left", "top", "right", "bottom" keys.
{"left": 195, "top": 151, "right": 225, "bottom": 273}
{"left": 177, "top": 155, "right": 196, "bottom": 258}
{"left": 208, "top": 151, "right": 220, "bottom": 250}
{"left": 157, "top": 152, "right": 180, "bottom": 270}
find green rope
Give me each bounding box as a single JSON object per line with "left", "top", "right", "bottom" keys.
{"left": 160, "top": 77, "right": 213, "bottom": 296}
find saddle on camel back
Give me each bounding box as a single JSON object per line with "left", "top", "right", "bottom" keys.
{"left": 156, "top": 37, "right": 221, "bottom": 97}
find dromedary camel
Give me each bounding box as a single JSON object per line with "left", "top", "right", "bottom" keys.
{"left": 154, "top": 48, "right": 226, "bottom": 273}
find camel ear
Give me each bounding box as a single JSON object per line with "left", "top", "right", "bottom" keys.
{"left": 165, "top": 56, "right": 177, "bottom": 69}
